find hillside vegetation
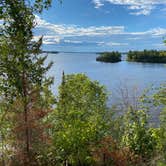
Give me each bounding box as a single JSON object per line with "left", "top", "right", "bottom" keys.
{"left": 0, "top": 1, "right": 166, "bottom": 165}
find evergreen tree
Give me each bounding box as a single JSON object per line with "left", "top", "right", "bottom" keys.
{"left": 0, "top": 0, "right": 55, "bottom": 164}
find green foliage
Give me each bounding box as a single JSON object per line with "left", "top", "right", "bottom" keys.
{"left": 153, "top": 85, "right": 166, "bottom": 161}
{"left": 0, "top": 0, "right": 55, "bottom": 164}
{"left": 0, "top": 0, "right": 54, "bottom": 15}
{"left": 127, "top": 50, "right": 166, "bottom": 63}
{"left": 0, "top": 1, "right": 166, "bottom": 165}
{"left": 160, "top": 109, "right": 166, "bottom": 158}
{"left": 0, "top": 97, "right": 13, "bottom": 165}
{"left": 52, "top": 73, "right": 108, "bottom": 165}
{"left": 96, "top": 51, "right": 121, "bottom": 63}
{"left": 0, "top": 0, "right": 53, "bottom": 100}
{"left": 122, "top": 107, "right": 157, "bottom": 160}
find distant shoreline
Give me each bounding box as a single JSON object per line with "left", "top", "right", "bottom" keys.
{"left": 42, "top": 51, "right": 128, "bottom": 54}
{"left": 42, "top": 51, "right": 59, "bottom": 54}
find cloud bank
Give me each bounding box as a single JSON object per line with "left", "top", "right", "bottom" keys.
{"left": 92, "top": 0, "right": 166, "bottom": 15}
{"left": 35, "top": 15, "right": 124, "bottom": 37}
{"left": 33, "top": 15, "right": 166, "bottom": 51}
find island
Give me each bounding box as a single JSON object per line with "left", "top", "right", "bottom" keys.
{"left": 127, "top": 50, "right": 166, "bottom": 63}
{"left": 96, "top": 51, "right": 121, "bottom": 63}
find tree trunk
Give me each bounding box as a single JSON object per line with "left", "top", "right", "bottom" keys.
{"left": 22, "top": 72, "right": 30, "bottom": 164}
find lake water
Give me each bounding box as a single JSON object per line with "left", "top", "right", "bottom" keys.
{"left": 45, "top": 52, "right": 166, "bottom": 123}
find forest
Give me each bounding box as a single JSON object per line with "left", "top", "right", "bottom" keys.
{"left": 96, "top": 52, "right": 121, "bottom": 63}
{"left": 127, "top": 50, "right": 166, "bottom": 63}
{"left": 0, "top": 0, "right": 166, "bottom": 166}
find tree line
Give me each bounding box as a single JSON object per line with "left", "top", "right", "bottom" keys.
{"left": 127, "top": 50, "right": 166, "bottom": 63}
{"left": 0, "top": 0, "right": 166, "bottom": 165}
{"left": 96, "top": 50, "right": 166, "bottom": 63}
{"left": 96, "top": 52, "right": 121, "bottom": 63}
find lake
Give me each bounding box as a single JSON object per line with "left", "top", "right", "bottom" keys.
{"left": 45, "top": 52, "right": 166, "bottom": 123}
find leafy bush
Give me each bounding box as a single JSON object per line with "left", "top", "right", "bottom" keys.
{"left": 122, "top": 107, "right": 157, "bottom": 161}
{"left": 153, "top": 85, "right": 166, "bottom": 162}
{"left": 52, "top": 74, "right": 108, "bottom": 165}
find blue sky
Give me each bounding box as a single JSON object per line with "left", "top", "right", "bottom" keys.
{"left": 35, "top": 0, "right": 166, "bottom": 52}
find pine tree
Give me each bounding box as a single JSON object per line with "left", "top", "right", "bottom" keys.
{"left": 0, "top": 0, "right": 55, "bottom": 164}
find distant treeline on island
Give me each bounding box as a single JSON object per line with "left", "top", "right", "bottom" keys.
{"left": 127, "top": 50, "right": 166, "bottom": 63}
{"left": 96, "top": 50, "right": 166, "bottom": 63}
{"left": 96, "top": 52, "right": 121, "bottom": 63}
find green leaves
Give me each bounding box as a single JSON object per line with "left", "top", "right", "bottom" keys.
{"left": 0, "top": 0, "right": 54, "bottom": 100}
{"left": 122, "top": 107, "right": 157, "bottom": 160}
{"left": 52, "top": 74, "right": 108, "bottom": 165}
{"left": 127, "top": 50, "right": 166, "bottom": 63}
{"left": 96, "top": 51, "right": 121, "bottom": 63}
{"left": 0, "top": 0, "right": 55, "bottom": 164}
{"left": 153, "top": 85, "right": 166, "bottom": 161}
{"left": 33, "top": 0, "right": 52, "bottom": 13}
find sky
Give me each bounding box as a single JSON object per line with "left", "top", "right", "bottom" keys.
{"left": 35, "top": 0, "right": 166, "bottom": 52}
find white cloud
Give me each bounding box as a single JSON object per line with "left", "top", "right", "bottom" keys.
{"left": 127, "top": 37, "right": 142, "bottom": 40}
{"left": 33, "top": 35, "right": 61, "bottom": 45}
{"left": 151, "top": 28, "right": 166, "bottom": 36}
{"left": 43, "top": 36, "right": 61, "bottom": 44}
{"left": 34, "top": 15, "right": 166, "bottom": 51}
{"left": 93, "top": 0, "right": 104, "bottom": 8}
{"left": 92, "top": 0, "right": 166, "bottom": 15}
{"left": 64, "top": 40, "right": 83, "bottom": 44}
{"left": 127, "top": 28, "right": 166, "bottom": 37}
{"left": 35, "top": 15, "right": 166, "bottom": 39}
{"left": 107, "top": 42, "right": 128, "bottom": 46}
{"left": 35, "top": 15, "right": 125, "bottom": 37}
{"left": 98, "top": 42, "right": 128, "bottom": 47}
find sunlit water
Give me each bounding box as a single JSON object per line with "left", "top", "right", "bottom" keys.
{"left": 45, "top": 52, "right": 166, "bottom": 124}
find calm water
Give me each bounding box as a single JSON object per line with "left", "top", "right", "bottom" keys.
{"left": 45, "top": 52, "right": 166, "bottom": 123}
